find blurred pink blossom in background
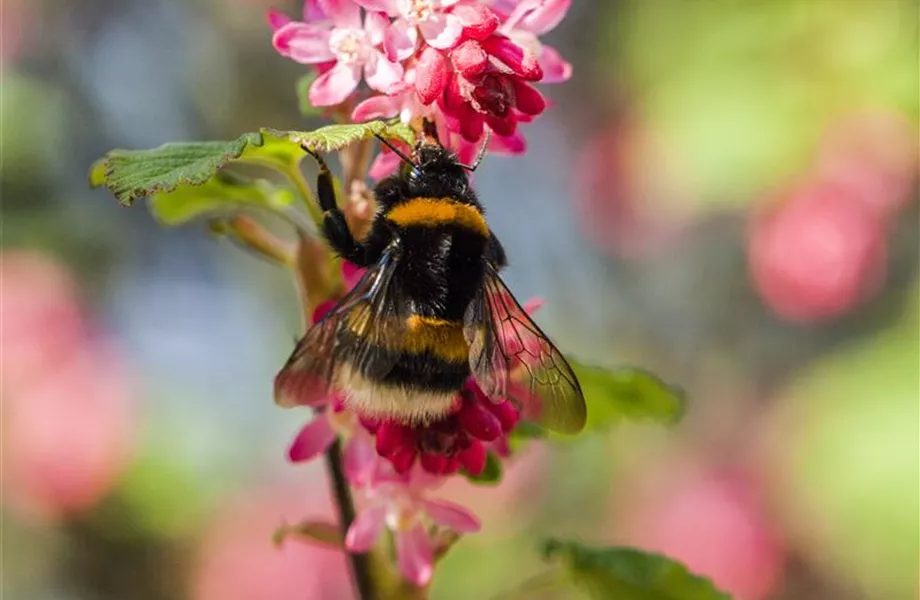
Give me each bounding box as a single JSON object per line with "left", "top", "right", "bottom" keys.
{"left": 748, "top": 180, "right": 888, "bottom": 323}
{"left": 618, "top": 463, "right": 786, "bottom": 600}
{"left": 192, "top": 488, "right": 351, "bottom": 600}
{"left": 1, "top": 251, "right": 136, "bottom": 521}
{"left": 748, "top": 109, "right": 919, "bottom": 324}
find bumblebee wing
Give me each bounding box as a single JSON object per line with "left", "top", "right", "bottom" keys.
{"left": 274, "top": 245, "right": 406, "bottom": 407}
{"left": 465, "top": 264, "right": 587, "bottom": 434}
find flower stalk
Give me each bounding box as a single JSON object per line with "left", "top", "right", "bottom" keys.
{"left": 324, "top": 438, "right": 378, "bottom": 600}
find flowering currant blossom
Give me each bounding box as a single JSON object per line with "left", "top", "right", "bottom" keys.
{"left": 353, "top": 0, "right": 466, "bottom": 56}
{"left": 270, "top": 0, "right": 574, "bottom": 157}
{"left": 493, "top": 0, "right": 573, "bottom": 83}
{"left": 365, "top": 378, "right": 519, "bottom": 475}
{"left": 345, "top": 463, "right": 481, "bottom": 586}
{"left": 272, "top": 1, "right": 403, "bottom": 106}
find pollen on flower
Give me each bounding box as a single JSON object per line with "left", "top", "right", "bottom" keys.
{"left": 407, "top": 0, "right": 434, "bottom": 22}
{"left": 330, "top": 29, "right": 370, "bottom": 64}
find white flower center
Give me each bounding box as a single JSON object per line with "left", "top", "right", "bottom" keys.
{"left": 330, "top": 28, "right": 370, "bottom": 64}
{"left": 386, "top": 503, "right": 420, "bottom": 531}
{"left": 404, "top": 0, "right": 434, "bottom": 22}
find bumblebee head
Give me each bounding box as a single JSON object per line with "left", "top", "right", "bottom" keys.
{"left": 401, "top": 142, "right": 471, "bottom": 200}
{"left": 374, "top": 119, "right": 490, "bottom": 201}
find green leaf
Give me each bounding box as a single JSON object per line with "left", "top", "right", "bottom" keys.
{"left": 90, "top": 132, "right": 264, "bottom": 206}
{"left": 273, "top": 520, "right": 343, "bottom": 550}
{"left": 240, "top": 131, "right": 308, "bottom": 171}
{"left": 147, "top": 173, "right": 294, "bottom": 226}
{"left": 507, "top": 419, "right": 548, "bottom": 453}
{"left": 296, "top": 72, "right": 322, "bottom": 117}
{"left": 264, "top": 120, "right": 415, "bottom": 153}
{"left": 571, "top": 362, "right": 686, "bottom": 430}
{"left": 91, "top": 121, "right": 414, "bottom": 209}
{"left": 461, "top": 451, "right": 503, "bottom": 485}
{"left": 543, "top": 539, "right": 732, "bottom": 600}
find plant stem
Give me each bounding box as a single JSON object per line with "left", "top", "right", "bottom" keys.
{"left": 324, "top": 438, "right": 377, "bottom": 600}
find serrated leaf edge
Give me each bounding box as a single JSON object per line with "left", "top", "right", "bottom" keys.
{"left": 90, "top": 132, "right": 265, "bottom": 206}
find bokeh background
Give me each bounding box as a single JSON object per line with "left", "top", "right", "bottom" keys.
{"left": 2, "top": 0, "right": 918, "bottom": 599}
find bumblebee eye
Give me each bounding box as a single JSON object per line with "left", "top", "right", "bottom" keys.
{"left": 408, "top": 167, "right": 422, "bottom": 181}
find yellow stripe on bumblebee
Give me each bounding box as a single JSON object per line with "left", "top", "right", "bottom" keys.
{"left": 385, "top": 197, "right": 489, "bottom": 237}
{"left": 345, "top": 304, "right": 470, "bottom": 362}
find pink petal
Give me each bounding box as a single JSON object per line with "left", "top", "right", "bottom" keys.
{"left": 287, "top": 416, "right": 337, "bottom": 462}
{"left": 450, "top": 39, "right": 488, "bottom": 77}
{"left": 504, "top": 0, "right": 570, "bottom": 35}
{"left": 364, "top": 10, "right": 389, "bottom": 46}
{"left": 365, "top": 51, "right": 404, "bottom": 93}
{"left": 384, "top": 18, "right": 419, "bottom": 61}
{"left": 457, "top": 440, "right": 487, "bottom": 475}
{"left": 352, "top": 95, "right": 401, "bottom": 122}
{"left": 452, "top": 138, "right": 479, "bottom": 165}
{"left": 520, "top": 0, "right": 571, "bottom": 35}
{"left": 312, "top": 299, "right": 338, "bottom": 323}
{"left": 353, "top": 0, "right": 398, "bottom": 15}
{"left": 415, "top": 46, "right": 449, "bottom": 105}
{"left": 418, "top": 13, "right": 463, "bottom": 49}
{"left": 317, "top": 0, "right": 361, "bottom": 28}
{"left": 267, "top": 9, "right": 292, "bottom": 31}
{"left": 441, "top": 73, "right": 466, "bottom": 113}
{"left": 539, "top": 44, "right": 572, "bottom": 83}
{"left": 343, "top": 433, "right": 377, "bottom": 486}
{"left": 303, "top": 0, "right": 327, "bottom": 22}
{"left": 420, "top": 453, "right": 449, "bottom": 475}
{"left": 510, "top": 79, "right": 545, "bottom": 115}
{"left": 486, "top": 113, "right": 517, "bottom": 137}
{"left": 395, "top": 523, "right": 434, "bottom": 587}
{"left": 345, "top": 505, "right": 387, "bottom": 552}
{"left": 523, "top": 297, "right": 545, "bottom": 314}
{"left": 481, "top": 35, "right": 542, "bottom": 81}
{"left": 482, "top": 399, "right": 519, "bottom": 432}
{"left": 389, "top": 447, "right": 417, "bottom": 474}
{"left": 376, "top": 421, "right": 415, "bottom": 457}
{"left": 458, "top": 395, "right": 502, "bottom": 441}
{"left": 309, "top": 62, "right": 361, "bottom": 106}
{"left": 461, "top": 116, "right": 485, "bottom": 144}
{"left": 458, "top": 107, "right": 485, "bottom": 143}
{"left": 369, "top": 150, "right": 403, "bottom": 181}
{"left": 451, "top": 4, "right": 500, "bottom": 40}
{"left": 343, "top": 261, "right": 369, "bottom": 288}
{"left": 273, "top": 23, "right": 335, "bottom": 64}
{"left": 422, "top": 499, "right": 481, "bottom": 533}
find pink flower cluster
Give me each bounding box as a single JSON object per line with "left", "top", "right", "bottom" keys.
{"left": 270, "top": 0, "right": 571, "bottom": 170}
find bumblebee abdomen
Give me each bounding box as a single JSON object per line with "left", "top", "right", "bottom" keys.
{"left": 336, "top": 315, "right": 471, "bottom": 423}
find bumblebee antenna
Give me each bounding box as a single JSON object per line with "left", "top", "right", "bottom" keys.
{"left": 374, "top": 134, "right": 416, "bottom": 168}
{"left": 459, "top": 130, "right": 491, "bottom": 172}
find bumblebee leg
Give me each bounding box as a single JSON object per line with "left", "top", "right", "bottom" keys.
{"left": 486, "top": 229, "right": 507, "bottom": 269}
{"left": 304, "top": 147, "right": 369, "bottom": 266}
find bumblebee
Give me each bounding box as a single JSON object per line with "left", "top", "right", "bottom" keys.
{"left": 275, "top": 121, "right": 586, "bottom": 434}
